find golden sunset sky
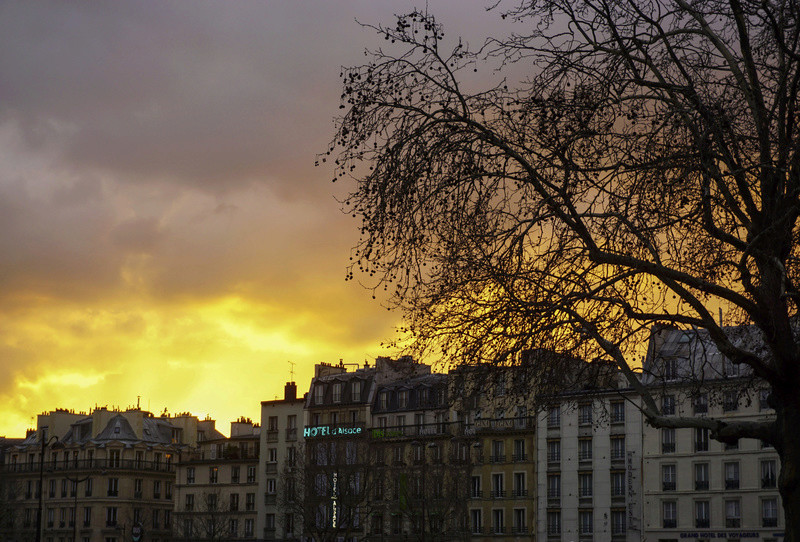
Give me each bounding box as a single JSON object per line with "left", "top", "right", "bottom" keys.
{"left": 0, "top": 1, "right": 509, "bottom": 436}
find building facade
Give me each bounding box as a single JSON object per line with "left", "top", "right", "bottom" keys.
{"left": 173, "top": 417, "right": 259, "bottom": 541}
{"left": 0, "top": 407, "right": 203, "bottom": 542}
{"left": 641, "top": 326, "right": 782, "bottom": 541}
{"left": 258, "top": 382, "right": 305, "bottom": 542}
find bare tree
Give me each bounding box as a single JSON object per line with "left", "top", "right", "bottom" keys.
{"left": 280, "top": 439, "right": 377, "bottom": 541}
{"left": 175, "top": 489, "right": 230, "bottom": 541}
{"left": 330, "top": 0, "right": 800, "bottom": 537}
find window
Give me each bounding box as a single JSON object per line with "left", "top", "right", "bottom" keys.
{"left": 396, "top": 415, "right": 406, "bottom": 432}
{"left": 724, "top": 462, "right": 740, "bottom": 489}
{"left": 247, "top": 466, "right": 256, "bottom": 483}
{"left": 695, "top": 500, "right": 710, "bottom": 528}
{"left": 231, "top": 466, "right": 240, "bottom": 483}
{"left": 244, "top": 519, "right": 254, "bottom": 537}
{"left": 611, "top": 436, "right": 625, "bottom": 459}
{"left": 664, "top": 358, "right": 678, "bottom": 380}
{"left": 662, "top": 395, "right": 675, "bottom": 415}
{"left": 514, "top": 508, "right": 527, "bottom": 533}
{"left": 394, "top": 445, "right": 404, "bottom": 464}
{"left": 763, "top": 498, "right": 778, "bottom": 527}
{"left": 662, "top": 464, "right": 676, "bottom": 491}
{"left": 611, "top": 400, "right": 625, "bottom": 423}
{"left": 547, "top": 511, "right": 561, "bottom": 535}
{"left": 579, "top": 510, "right": 593, "bottom": 534}
{"left": 287, "top": 446, "right": 296, "bottom": 467}
{"left": 268, "top": 448, "right": 278, "bottom": 463}
{"left": 493, "top": 509, "right": 505, "bottom": 534}
{"left": 209, "top": 467, "right": 218, "bottom": 484}
{"left": 314, "top": 384, "right": 324, "bottom": 404}
{"left": 611, "top": 471, "right": 625, "bottom": 497}
{"left": 398, "top": 390, "right": 409, "bottom": 408}
{"left": 695, "top": 428, "right": 709, "bottom": 452}
{"left": 85, "top": 478, "right": 92, "bottom": 497}
{"left": 578, "top": 437, "right": 592, "bottom": 461}
{"left": 611, "top": 509, "right": 626, "bottom": 534}
{"left": 547, "top": 440, "right": 561, "bottom": 462}
{"left": 352, "top": 381, "right": 362, "bottom": 402}
{"left": 230, "top": 493, "right": 239, "bottom": 511}
{"left": 134, "top": 478, "right": 143, "bottom": 498}
{"left": 185, "top": 494, "right": 194, "bottom": 511}
{"left": 83, "top": 507, "right": 91, "bottom": 527}
{"left": 265, "top": 513, "right": 275, "bottom": 531}
{"left": 470, "top": 509, "right": 482, "bottom": 534}
{"left": 379, "top": 392, "right": 388, "bottom": 409}
{"left": 229, "top": 518, "right": 238, "bottom": 537}
{"left": 187, "top": 467, "right": 195, "bottom": 484}
{"left": 726, "top": 499, "right": 741, "bottom": 528}
{"left": 723, "top": 390, "right": 739, "bottom": 411}
{"left": 105, "top": 507, "right": 117, "bottom": 527}
{"left": 107, "top": 478, "right": 118, "bottom": 497}
{"left": 579, "top": 403, "right": 592, "bottom": 425}
{"left": 547, "top": 406, "right": 561, "bottom": 428}
{"left": 725, "top": 359, "right": 740, "bottom": 377}
{"left": 491, "top": 473, "right": 504, "bottom": 498}
{"left": 471, "top": 476, "right": 481, "bottom": 498}
{"left": 153, "top": 480, "right": 161, "bottom": 499}
{"left": 285, "top": 513, "right": 295, "bottom": 536}
{"left": 663, "top": 501, "right": 677, "bottom": 528}
{"left": 694, "top": 393, "right": 708, "bottom": 414}
{"left": 662, "top": 428, "right": 676, "bottom": 453}
{"left": 579, "top": 472, "right": 593, "bottom": 497}
{"left": 491, "top": 440, "right": 504, "bottom": 462}
{"left": 245, "top": 493, "right": 255, "bottom": 511}
{"left": 695, "top": 463, "right": 709, "bottom": 490}
{"left": 762, "top": 460, "right": 777, "bottom": 488}
{"left": 332, "top": 382, "right": 342, "bottom": 403}
{"left": 513, "top": 439, "right": 526, "bottom": 461}
{"left": 151, "top": 509, "right": 159, "bottom": 530}
{"left": 513, "top": 472, "right": 526, "bottom": 497}
{"left": 547, "top": 474, "right": 560, "bottom": 498}
{"left": 760, "top": 389, "right": 772, "bottom": 410}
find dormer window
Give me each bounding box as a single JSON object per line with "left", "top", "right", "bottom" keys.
{"left": 398, "top": 390, "right": 409, "bottom": 408}
{"left": 380, "top": 391, "right": 388, "bottom": 410}
{"left": 314, "top": 384, "right": 324, "bottom": 405}
{"left": 333, "top": 383, "right": 342, "bottom": 403}
{"left": 352, "top": 381, "right": 362, "bottom": 402}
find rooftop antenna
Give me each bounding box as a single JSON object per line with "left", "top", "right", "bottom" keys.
{"left": 137, "top": 396, "right": 141, "bottom": 409}
{"left": 288, "top": 360, "right": 296, "bottom": 381}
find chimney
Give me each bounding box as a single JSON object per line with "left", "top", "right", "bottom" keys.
{"left": 284, "top": 382, "right": 297, "bottom": 401}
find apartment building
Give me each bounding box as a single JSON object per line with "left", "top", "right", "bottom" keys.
{"left": 449, "top": 365, "right": 537, "bottom": 541}
{"left": 0, "top": 407, "right": 202, "bottom": 542}
{"left": 641, "top": 326, "right": 782, "bottom": 541}
{"left": 258, "top": 381, "right": 305, "bottom": 541}
{"left": 173, "top": 417, "right": 259, "bottom": 540}
{"left": 536, "top": 389, "right": 643, "bottom": 542}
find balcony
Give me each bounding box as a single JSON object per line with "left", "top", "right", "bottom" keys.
{"left": 512, "top": 526, "right": 528, "bottom": 534}
{"left": 512, "top": 453, "right": 528, "bottom": 461}
{"left": 725, "top": 479, "right": 740, "bottom": 490}
{"left": 489, "top": 455, "right": 506, "bottom": 463}
{"left": 695, "top": 519, "right": 709, "bottom": 528}
{"left": 470, "top": 490, "right": 482, "bottom": 498}
{"left": 2, "top": 459, "right": 176, "bottom": 473}
{"left": 490, "top": 490, "right": 506, "bottom": 498}
{"left": 511, "top": 489, "right": 528, "bottom": 497}
{"left": 695, "top": 480, "right": 709, "bottom": 490}
{"left": 493, "top": 526, "right": 506, "bottom": 534}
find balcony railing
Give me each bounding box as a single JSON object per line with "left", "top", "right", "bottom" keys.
{"left": 490, "top": 490, "right": 505, "bottom": 498}
{"left": 662, "top": 443, "right": 676, "bottom": 453}
{"left": 662, "top": 481, "right": 676, "bottom": 491}
{"left": 489, "top": 455, "right": 506, "bottom": 463}
{"left": 725, "top": 479, "right": 740, "bottom": 490}
{"left": 512, "top": 453, "right": 528, "bottom": 461}
{"left": 763, "top": 476, "right": 777, "bottom": 489}
{"left": 663, "top": 519, "right": 677, "bottom": 528}
{"left": 1, "top": 459, "right": 175, "bottom": 473}
{"left": 511, "top": 489, "right": 528, "bottom": 497}
{"left": 695, "top": 480, "right": 709, "bottom": 490}
{"left": 695, "top": 518, "right": 709, "bottom": 528}
{"left": 763, "top": 518, "right": 778, "bottom": 527}
{"left": 726, "top": 518, "right": 741, "bottom": 528}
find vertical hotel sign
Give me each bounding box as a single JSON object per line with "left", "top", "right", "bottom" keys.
{"left": 331, "top": 472, "right": 339, "bottom": 528}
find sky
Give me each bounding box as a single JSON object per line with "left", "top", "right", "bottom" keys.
{"left": 0, "top": 1, "right": 512, "bottom": 436}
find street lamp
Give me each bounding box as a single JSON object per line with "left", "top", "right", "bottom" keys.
{"left": 65, "top": 474, "right": 90, "bottom": 542}
{"left": 36, "top": 426, "right": 59, "bottom": 542}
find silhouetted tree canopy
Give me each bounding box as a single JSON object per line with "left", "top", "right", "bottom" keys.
{"left": 331, "top": 0, "right": 800, "bottom": 536}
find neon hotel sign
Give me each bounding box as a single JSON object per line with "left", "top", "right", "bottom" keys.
{"left": 303, "top": 425, "right": 363, "bottom": 438}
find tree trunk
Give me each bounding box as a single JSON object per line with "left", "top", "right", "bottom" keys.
{"left": 779, "top": 403, "right": 800, "bottom": 542}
